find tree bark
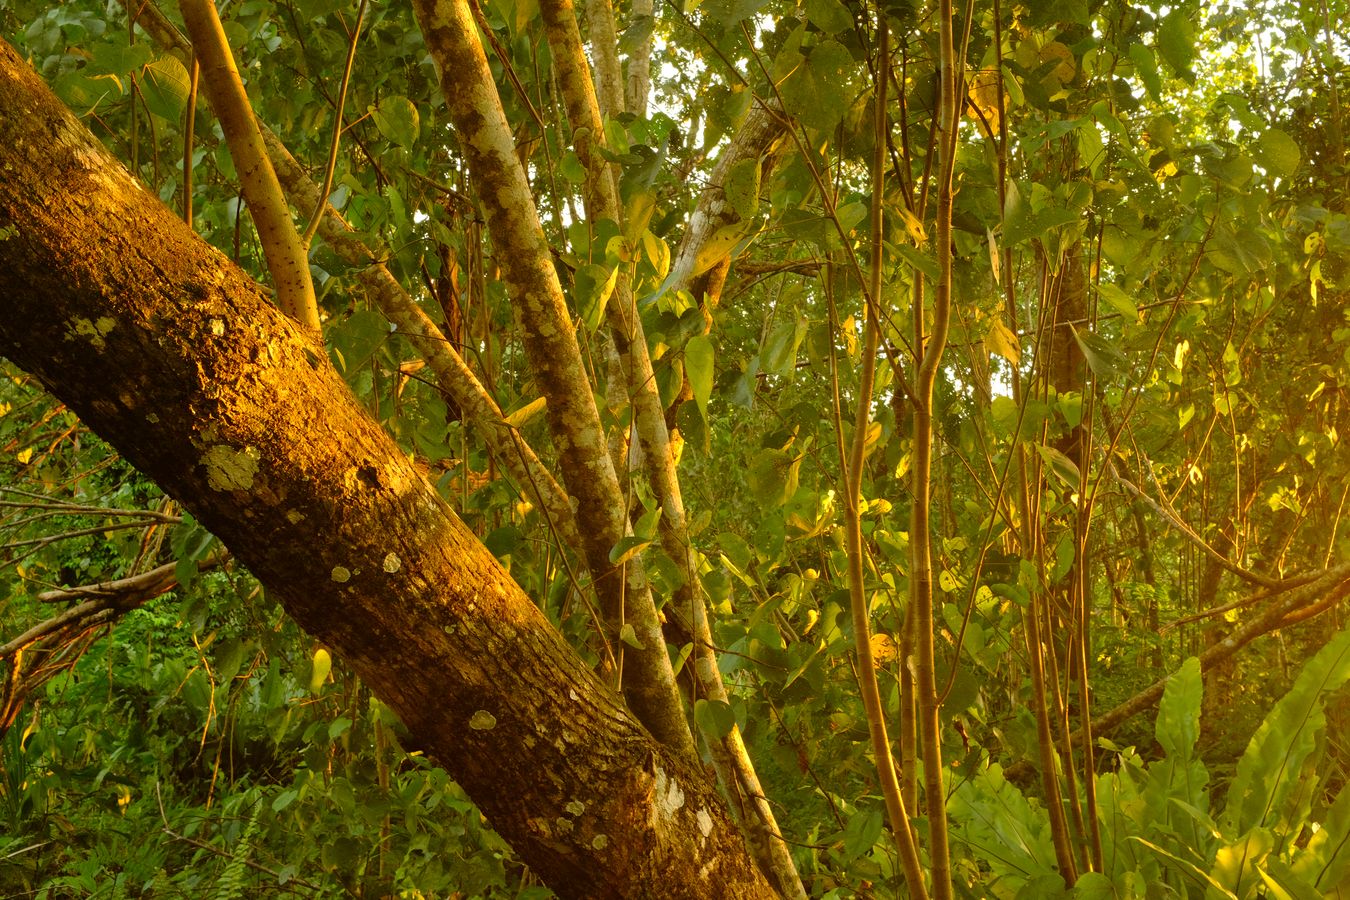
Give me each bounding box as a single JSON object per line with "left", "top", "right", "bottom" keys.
{"left": 0, "top": 39, "right": 776, "bottom": 900}
{"left": 410, "top": 0, "right": 697, "bottom": 761}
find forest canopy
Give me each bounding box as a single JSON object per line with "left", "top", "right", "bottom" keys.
{"left": 1, "top": 0, "right": 1349, "bottom": 896}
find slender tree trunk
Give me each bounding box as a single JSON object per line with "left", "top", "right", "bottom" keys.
{"left": 410, "top": 0, "right": 696, "bottom": 761}
{"left": 0, "top": 40, "right": 775, "bottom": 899}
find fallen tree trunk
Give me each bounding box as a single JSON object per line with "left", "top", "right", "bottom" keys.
{"left": 0, "top": 39, "right": 777, "bottom": 900}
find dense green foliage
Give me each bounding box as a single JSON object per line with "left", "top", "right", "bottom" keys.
{"left": 1, "top": 0, "right": 1348, "bottom": 895}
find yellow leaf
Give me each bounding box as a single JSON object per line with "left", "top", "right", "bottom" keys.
{"left": 504, "top": 396, "right": 547, "bottom": 429}
{"left": 986, "top": 318, "right": 1021, "bottom": 366}
{"left": 16, "top": 447, "right": 32, "bottom": 464}
{"left": 967, "top": 67, "right": 1003, "bottom": 133}
{"left": 870, "top": 632, "right": 898, "bottom": 667}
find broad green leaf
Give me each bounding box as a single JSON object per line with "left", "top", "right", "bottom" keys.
{"left": 694, "top": 698, "right": 736, "bottom": 739}
{"left": 330, "top": 309, "right": 390, "bottom": 374}
{"left": 1130, "top": 837, "right": 1238, "bottom": 897}
{"left": 617, "top": 14, "right": 654, "bottom": 56}
{"left": 1290, "top": 774, "right": 1350, "bottom": 890}
{"left": 1221, "top": 625, "right": 1350, "bottom": 837}
{"left": 746, "top": 448, "right": 800, "bottom": 507}
{"left": 1069, "top": 324, "right": 1128, "bottom": 381}
{"left": 760, "top": 316, "right": 807, "bottom": 377}
{"left": 803, "top": 0, "right": 852, "bottom": 34}
{"left": 372, "top": 95, "right": 419, "bottom": 149}
{"left": 573, "top": 263, "right": 618, "bottom": 333}
{"left": 560, "top": 151, "right": 587, "bottom": 185}
{"left": 842, "top": 807, "right": 884, "bottom": 861}
{"left": 692, "top": 218, "right": 759, "bottom": 276}
{"left": 1210, "top": 827, "right": 1274, "bottom": 898}
{"left": 609, "top": 534, "right": 652, "bottom": 566}
{"left": 685, "top": 334, "right": 714, "bottom": 418}
{"left": 618, "top": 622, "right": 645, "bottom": 648}
{"left": 1158, "top": 11, "right": 1196, "bottom": 80}
{"left": 1037, "top": 444, "right": 1080, "bottom": 491}
{"left": 896, "top": 243, "right": 940, "bottom": 280}
{"left": 89, "top": 42, "right": 153, "bottom": 78}
{"left": 1097, "top": 282, "right": 1139, "bottom": 321}
{"left": 1156, "top": 657, "right": 1202, "bottom": 760}
{"left": 1130, "top": 44, "right": 1162, "bottom": 101}
{"left": 140, "top": 55, "right": 190, "bottom": 121}
{"left": 1068, "top": 873, "right": 1114, "bottom": 898}
{"left": 704, "top": 0, "right": 765, "bottom": 29}
{"left": 778, "top": 40, "right": 854, "bottom": 133}
{"left": 1255, "top": 128, "right": 1301, "bottom": 177}
{"left": 724, "top": 157, "right": 761, "bottom": 221}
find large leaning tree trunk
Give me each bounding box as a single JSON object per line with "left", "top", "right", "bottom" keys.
{"left": 0, "top": 40, "right": 778, "bottom": 900}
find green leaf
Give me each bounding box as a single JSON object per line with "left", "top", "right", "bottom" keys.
{"left": 1221, "top": 625, "right": 1350, "bottom": 837}
{"left": 760, "top": 316, "right": 807, "bottom": 377}
{"left": 842, "top": 807, "right": 884, "bottom": 861}
{"left": 746, "top": 448, "right": 800, "bottom": 507}
{"left": 724, "top": 157, "right": 761, "bottom": 221}
{"left": 1069, "top": 324, "right": 1128, "bottom": 381}
{"left": 328, "top": 716, "right": 352, "bottom": 740}
{"left": 560, "top": 151, "right": 587, "bottom": 185}
{"left": 778, "top": 40, "right": 854, "bottom": 133}
{"left": 693, "top": 698, "right": 736, "bottom": 739}
{"left": 89, "top": 42, "right": 153, "bottom": 78}
{"left": 895, "top": 243, "right": 940, "bottom": 280}
{"left": 140, "top": 55, "right": 191, "bottom": 121}
{"left": 1097, "top": 282, "right": 1139, "bottom": 321}
{"left": 685, "top": 334, "right": 714, "bottom": 418}
{"left": 1036, "top": 444, "right": 1080, "bottom": 490}
{"left": 1255, "top": 128, "right": 1301, "bottom": 177}
{"left": 1131, "top": 836, "right": 1238, "bottom": 897}
{"left": 803, "top": 0, "right": 852, "bottom": 34}
{"left": 609, "top": 534, "right": 652, "bottom": 566}
{"left": 1129, "top": 44, "right": 1162, "bottom": 101}
{"left": 573, "top": 263, "right": 617, "bottom": 333}
{"left": 1157, "top": 11, "right": 1196, "bottom": 80}
{"left": 1290, "top": 772, "right": 1350, "bottom": 890}
{"left": 617, "top": 14, "right": 654, "bottom": 56}
{"left": 372, "top": 95, "right": 419, "bottom": 149}
{"left": 1210, "top": 828, "right": 1275, "bottom": 898}
{"left": 1156, "top": 657, "right": 1202, "bottom": 760}
{"left": 618, "top": 622, "right": 645, "bottom": 649}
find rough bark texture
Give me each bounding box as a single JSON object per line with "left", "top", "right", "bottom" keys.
{"left": 410, "top": 0, "right": 697, "bottom": 762}
{"left": 0, "top": 40, "right": 776, "bottom": 900}
{"left": 117, "top": 0, "right": 583, "bottom": 558}
{"left": 539, "top": 1, "right": 806, "bottom": 893}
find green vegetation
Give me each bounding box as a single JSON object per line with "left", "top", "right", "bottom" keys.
{"left": 1, "top": 0, "right": 1348, "bottom": 895}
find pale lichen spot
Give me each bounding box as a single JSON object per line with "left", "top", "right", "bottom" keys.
{"left": 382, "top": 552, "right": 401, "bottom": 573}
{"left": 591, "top": 834, "right": 609, "bottom": 850}
{"left": 469, "top": 710, "right": 497, "bottom": 730}
{"left": 146, "top": 413, "right": 159, "bottom": 424}
{"left": 565, "top": 800, "right": 585, "bottom": 817}
{"left": 653, "top": 766, "right": 686, "bottom": 819}
{"left": 569, "top": 688, "right": 580, "bottom": 702}
{"left": 696, "top": 807, "right": 713, "bottom": 838}
{"left": 203, "top": 445, "right": 260, "bottom": 491}
{"left": 210, "top": 318, "right": 226, "bottom": 336}
{"left": 286, "top": 510, "right": 305, "bottom": 524}
{"left": 554, "top": 817, "right": 574, "bottom": 834}
{"left": 65, "top": 315, "right": 117, "bottom": 350}
{"left": 331, "top": 566, "right": 352, "bottom": 583}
